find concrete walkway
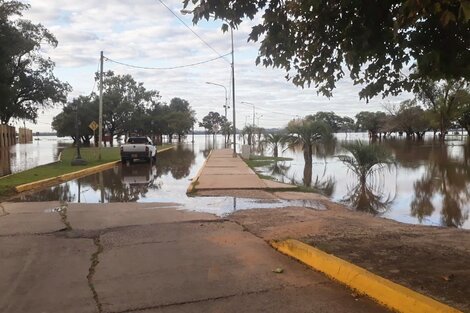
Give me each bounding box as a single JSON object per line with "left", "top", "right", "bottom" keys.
{"left": 0, "top": 201, "right": 388, "bottom": 313}
{"left": 192, "top": 149, "right": 295, "bottom": 191}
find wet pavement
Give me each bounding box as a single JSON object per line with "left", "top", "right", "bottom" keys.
{"left": 0, "top": 200, "right": 388, "bottom": 313}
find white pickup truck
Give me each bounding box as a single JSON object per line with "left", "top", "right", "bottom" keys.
{"left": 120, "top": 136, "right": 157, "bottom": 163}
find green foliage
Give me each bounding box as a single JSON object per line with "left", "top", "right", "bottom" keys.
{"left": 52, "top": 96, "right": 97, "bottom": 145}
{"left": 387, "top": 99, "right": 431, "bottom": 138}
{"left": 0, "top": 0, "right": 70, "bottom": 124}
{"left": 54, "top": 72, "right": 195, "bottom": 144}
{"left": 98, "top": 71, "right": 160, "bottom": 139}
{"left": 355, "top": 111, "right": 387, "bottom": 136}
{"left": 337, "top": 141, "right": 395, "bottom": 182}
{"left": 184, "top": 0, "right": 470, "bottom": 100}
{"left": 285, "top": 118, "right": 332, "bottom": 163}
{"left": 307, "top": 112, "right": 356, "bottom": 133}
{"left": 264, "top": 132, "right": 286, "bottom": 157}
{"left": 417, "top": 79, "right": 469, "bottom": 138}
{"left": 199, "top": 111, "right": 227, "bottom": 134}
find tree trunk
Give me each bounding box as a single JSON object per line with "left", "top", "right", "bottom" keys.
{"left": 303, "top": 162, "right": 312, "bottom": 187}
{"left": 303, "top": 144, "right": 313, "bottom": 164}
{"left": 273, "top": 145, "right": 278, "bottom": 158}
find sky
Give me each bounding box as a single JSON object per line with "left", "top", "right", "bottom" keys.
{"left": 18, "top": 0, "right": 411, "bottom": 132}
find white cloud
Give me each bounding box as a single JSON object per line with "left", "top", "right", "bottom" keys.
{"left": 19, "top": 0, "right": 412, "bottom": 132}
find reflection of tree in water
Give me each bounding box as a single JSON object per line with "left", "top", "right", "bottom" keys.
{"left": 156, "top": 146, "right": 195, "bottom": 180}
{"left": 266, "top": 161, "right": 290, "bottom": 178}
{"left": 410, "top": 144, "right": 470, "bottom": 227}
{"left": 17, "top": 183, "right": 75, "bottom": 202}
{"left": 288, "top": 162, "right": 335, "bottom": 197}
{"left": 341, "top": 180, "right": 394, "bottom": 215}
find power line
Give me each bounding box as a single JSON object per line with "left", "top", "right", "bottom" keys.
{"left": 90, "top": 59, "right": 100, "bottom": 95}
{"left": 155, "top": 0, "right": 231, "bottom": 65}
{"left": 104, "top": 53, "right": 230, "bottom": 70}
{"left": 238, "top": 101, "right": 298, "bottom": 117}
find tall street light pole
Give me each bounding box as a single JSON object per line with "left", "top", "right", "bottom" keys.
{"left": 230, "top": 25, "right": 236, "bottom": 156}
{"left": 241, "top": 101, "right": 255, "bottom": 126}
{"left": 206, "top": 82, "right": 229, "bottom": 119}
{"left": 180, "top": 9, "right": 237, "bottom": 156}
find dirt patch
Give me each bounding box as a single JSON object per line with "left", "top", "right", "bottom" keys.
{"left": 229, "top": 200, "right": 470, "bottom": 312}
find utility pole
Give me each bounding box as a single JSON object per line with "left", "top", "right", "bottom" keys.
{"left": 98, "top": 51, "right": 104, "bottom": 160}
{"left": 230, "top": 26, "right": 236, "bottom": 157}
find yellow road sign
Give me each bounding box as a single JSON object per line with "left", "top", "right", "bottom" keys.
{"left": 89, "top": 121, "right": 98, "bottom": 131}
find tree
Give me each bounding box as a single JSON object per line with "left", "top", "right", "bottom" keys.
{"left": 184, "top": 0, "right": 470, "bottom": 100}
{"left": 338, "top": 116, "right": 355, "bottom": 133}
{"left": 285, "top": 118, "right": 331, "bottom": 164}
{"left": 457, "top": 90, "right": 470, "bottom": 133}
{"left": 417, "top": 79, "right": 469, "bottom": 139}
{"left": 389, "top": 99, "right": 431, "bottom": 139}
{"left": 166, "top": 98, "right": 196, "bottom": 142}
{"left": 337, "top": 141, "right": 395, "bottom": 185}
{"left": 306, "top": 112, "right": 343, "bottom": 132}
{"left": 99, "top": 71, "right": 159, "bottom": 145}
{"left": 264, "top": 132, "right": 285, "bottom": 157}
{"left": 52, "top": 96, "right": 96, "bottom": 146}
{"left": 0, "top": 1, "right": 70, "bottom": 124}
{"left": 221, "top": 120, "right": 232, "bottom": 146}
{"left": 199, "top": 111, "right": 227, "bottom": 140}
{"left": 355, "top": 111, "right": 387, "bottom": 138}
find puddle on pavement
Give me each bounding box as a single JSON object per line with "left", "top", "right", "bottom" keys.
{"left": 13, "top": 139, "right": 325, "bottom": 217}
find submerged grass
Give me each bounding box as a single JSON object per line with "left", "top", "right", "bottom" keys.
{"left": 245, "top": 155, "right": 293, "bottom": 169}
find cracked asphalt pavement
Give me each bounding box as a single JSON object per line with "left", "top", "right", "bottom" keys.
{"left": 0, "top": 201, "right": 389, "bottom": 313}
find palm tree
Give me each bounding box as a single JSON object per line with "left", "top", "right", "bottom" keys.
{"left": 285, "top": 119, "right": 332, "bottom": 164}
{"left": 241, "top": 125, "right": 255, "bottom": 145}
{"left": 337, "top": 141, "right": 395, "bottom": 184}
{"left": 264, "top": 133, "right": 286, "bottom": 157}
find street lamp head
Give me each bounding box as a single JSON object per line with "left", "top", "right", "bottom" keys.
{"left": 180, "top": 9, "right": 193, "bottom": 15}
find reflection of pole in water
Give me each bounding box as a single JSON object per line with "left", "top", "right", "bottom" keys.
{"left": 78, "top": 179, "right": 81, "bottom": 203}
{"left": 233, "top": 197, "right": 237, "bottom": 212}
{"left": 99, "top": 171, "right": 104, "bottom": 203}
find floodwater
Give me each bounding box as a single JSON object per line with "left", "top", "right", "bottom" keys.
{"left": 254, "top": 132, "right": 470, "bottom": 229}
{"left": 11, "top": 133, "right": 470, "bottom": 229}
{"left": 13, "top": 136, "right": 325, "bottom": 216}
{"left": 0, "top": 136, "right": 71, "bottom": 177}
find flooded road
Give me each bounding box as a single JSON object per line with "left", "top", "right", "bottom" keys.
{"left": 11, "top": 133, "right": 470, "bottom": 229}
{"left": 14, "top": 137, "right": 324, "bottom": 216}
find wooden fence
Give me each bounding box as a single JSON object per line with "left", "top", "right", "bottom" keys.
{"left": 0, "top": 125, "right": 16, "bottom": 148}
{"left": 18, "top": 127, "right": 33, "bottom": 143}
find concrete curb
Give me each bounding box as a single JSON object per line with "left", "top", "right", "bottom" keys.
{"left": 271, "top": 239, "right": 461, "bottom": 313}
{"left": 15, "top": 145, "right": 175, "bottom": 193}
{"left": 186, "top": 150, "right": 212, "bottom": 194}
{"left": 15, "top": 161, "right": 120, "bottom": 193}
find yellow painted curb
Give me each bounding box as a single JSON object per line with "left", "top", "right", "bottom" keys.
{"left": 14, "top": 145, "right": 175, "bottom": 193}
{"left": 157, "top": 146, "right": 174, "bottom": 154}
{"left": 186, "top": 150, "right": 212, "bottom": 194}
{"left": 15, "top": 161, "right": 120, "bottom": 193}
{"left": 271, "top": 239, "right": 461, "bottom": 313}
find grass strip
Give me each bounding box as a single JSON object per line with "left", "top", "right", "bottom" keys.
{"left": 0, "top": 144, "right": 172, "bottom": 200}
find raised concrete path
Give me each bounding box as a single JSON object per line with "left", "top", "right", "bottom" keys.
{"left": 192, "top": 149, "right": 295, "bottom": 191}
